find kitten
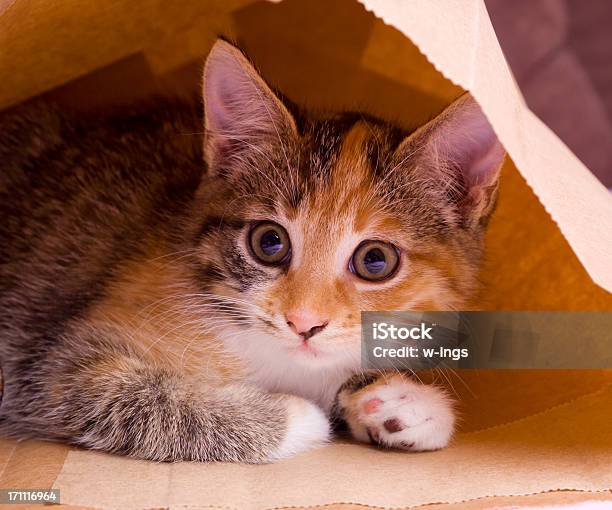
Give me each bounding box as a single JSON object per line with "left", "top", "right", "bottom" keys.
{"left": 0, "top": 40, "right": 505, "bottom": 462}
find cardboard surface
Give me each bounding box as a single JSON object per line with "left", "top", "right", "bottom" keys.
{"left": 43, "top": 384, "right": 612, "bottom": 509}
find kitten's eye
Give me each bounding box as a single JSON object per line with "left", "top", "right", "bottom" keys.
{"left": 351, "top": 241, "right": 400, "bottom": 281}
{"left": 249, "top": 222, "right": 291, "bottom": 265}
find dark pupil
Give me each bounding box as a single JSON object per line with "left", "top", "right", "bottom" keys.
{"left": 260, "top": 230, "right": 283, "bottom": 256}
{"left": 363, "top": 248, "right": 386, "bottom": 274}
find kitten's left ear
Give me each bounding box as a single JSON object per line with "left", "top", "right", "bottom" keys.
{"left": 202, "top": 40, "right": 297, "bottom": 171}
{"left": 400, "top": 93, "right": 506, "bottom": 227}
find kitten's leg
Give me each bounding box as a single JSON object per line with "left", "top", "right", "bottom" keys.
{"left": 0, "top": 331, "right": 329, "bottom": 463}
{"left": 331, "top": 372, "right": 455, "bottom": 451}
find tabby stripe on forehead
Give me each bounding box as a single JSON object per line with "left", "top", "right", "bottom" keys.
{"left": 198, "top": 216, "right": 245, "bottom": 239}
{"left": 306, "top": 116, "right": 359, "bottom": 181}
{"left": 365, "top": 126, "right": 405, "bottom": 178}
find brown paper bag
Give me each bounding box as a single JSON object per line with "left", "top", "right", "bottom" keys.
{"left": 0, "top": 0, "right": 610, "bottom": 508}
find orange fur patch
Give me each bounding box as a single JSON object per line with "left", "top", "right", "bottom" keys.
{"left": 86, "top": 243, "right": 242, "bottom": 384}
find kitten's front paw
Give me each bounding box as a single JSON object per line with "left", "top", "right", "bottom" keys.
{"left": 339, "top": 374, "right": 455, "bottom": 451}
{"left": 267, "top": 396, "right": 330, "bottom": 461}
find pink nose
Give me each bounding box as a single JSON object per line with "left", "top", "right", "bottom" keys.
{"left": 285, "top": 310, "right": 329, "bottom": 340}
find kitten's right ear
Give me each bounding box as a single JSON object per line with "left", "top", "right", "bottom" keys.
{"left": 202, "top": 40, "right": 297, "bottom": 172}
{"left": 397, "top": 93, "right": 506, "bottom": 228}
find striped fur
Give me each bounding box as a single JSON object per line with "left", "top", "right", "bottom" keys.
{"left": 0, "top": 41, "right": 504, "bottom": 462}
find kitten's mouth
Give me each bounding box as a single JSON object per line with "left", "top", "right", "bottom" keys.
{"left": 294, "top": 340, "right": 319, "bottom": 357}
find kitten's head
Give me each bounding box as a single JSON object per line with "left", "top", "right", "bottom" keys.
{"left": 191, "top": 40, "right": 505, "bottom": 369}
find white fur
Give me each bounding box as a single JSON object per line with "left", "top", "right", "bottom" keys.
{"left": 344, "top": 376, "right": 455, "bottom": 451}
{"left": 225, "top": 326, "right": 454, "bottom": 453}
{"left": 223, "top": 327, "right": 359, "bottom": 411}
{"left": 267, "top": 396, "right": 330, "bottom": 461}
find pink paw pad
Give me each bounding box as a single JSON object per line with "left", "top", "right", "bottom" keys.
{"left": 362, "top": 397, "right": 383, "bottom": 414}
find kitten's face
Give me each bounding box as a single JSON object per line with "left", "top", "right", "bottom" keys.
{"left": 191, "top": 41, "right": 504, "bottom": 370}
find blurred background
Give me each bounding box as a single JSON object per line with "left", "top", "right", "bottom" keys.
{"left": 486, "top": 0, "right": 612, "bottom": 189}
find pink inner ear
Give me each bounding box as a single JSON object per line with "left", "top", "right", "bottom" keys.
{"left": 202, "top": 41, "right": 291, "bottom": 141}
{"left": 433, "top": 97, "right": 505, "bottom": 187}
{"left": 469, "top": 136, "right": 506, "bottom": 185}
{"left": 204, "top": 49, "right": 257, "bottom": 136}
{"left": 205, "top": 75, "right": 232, "bottom": 133}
